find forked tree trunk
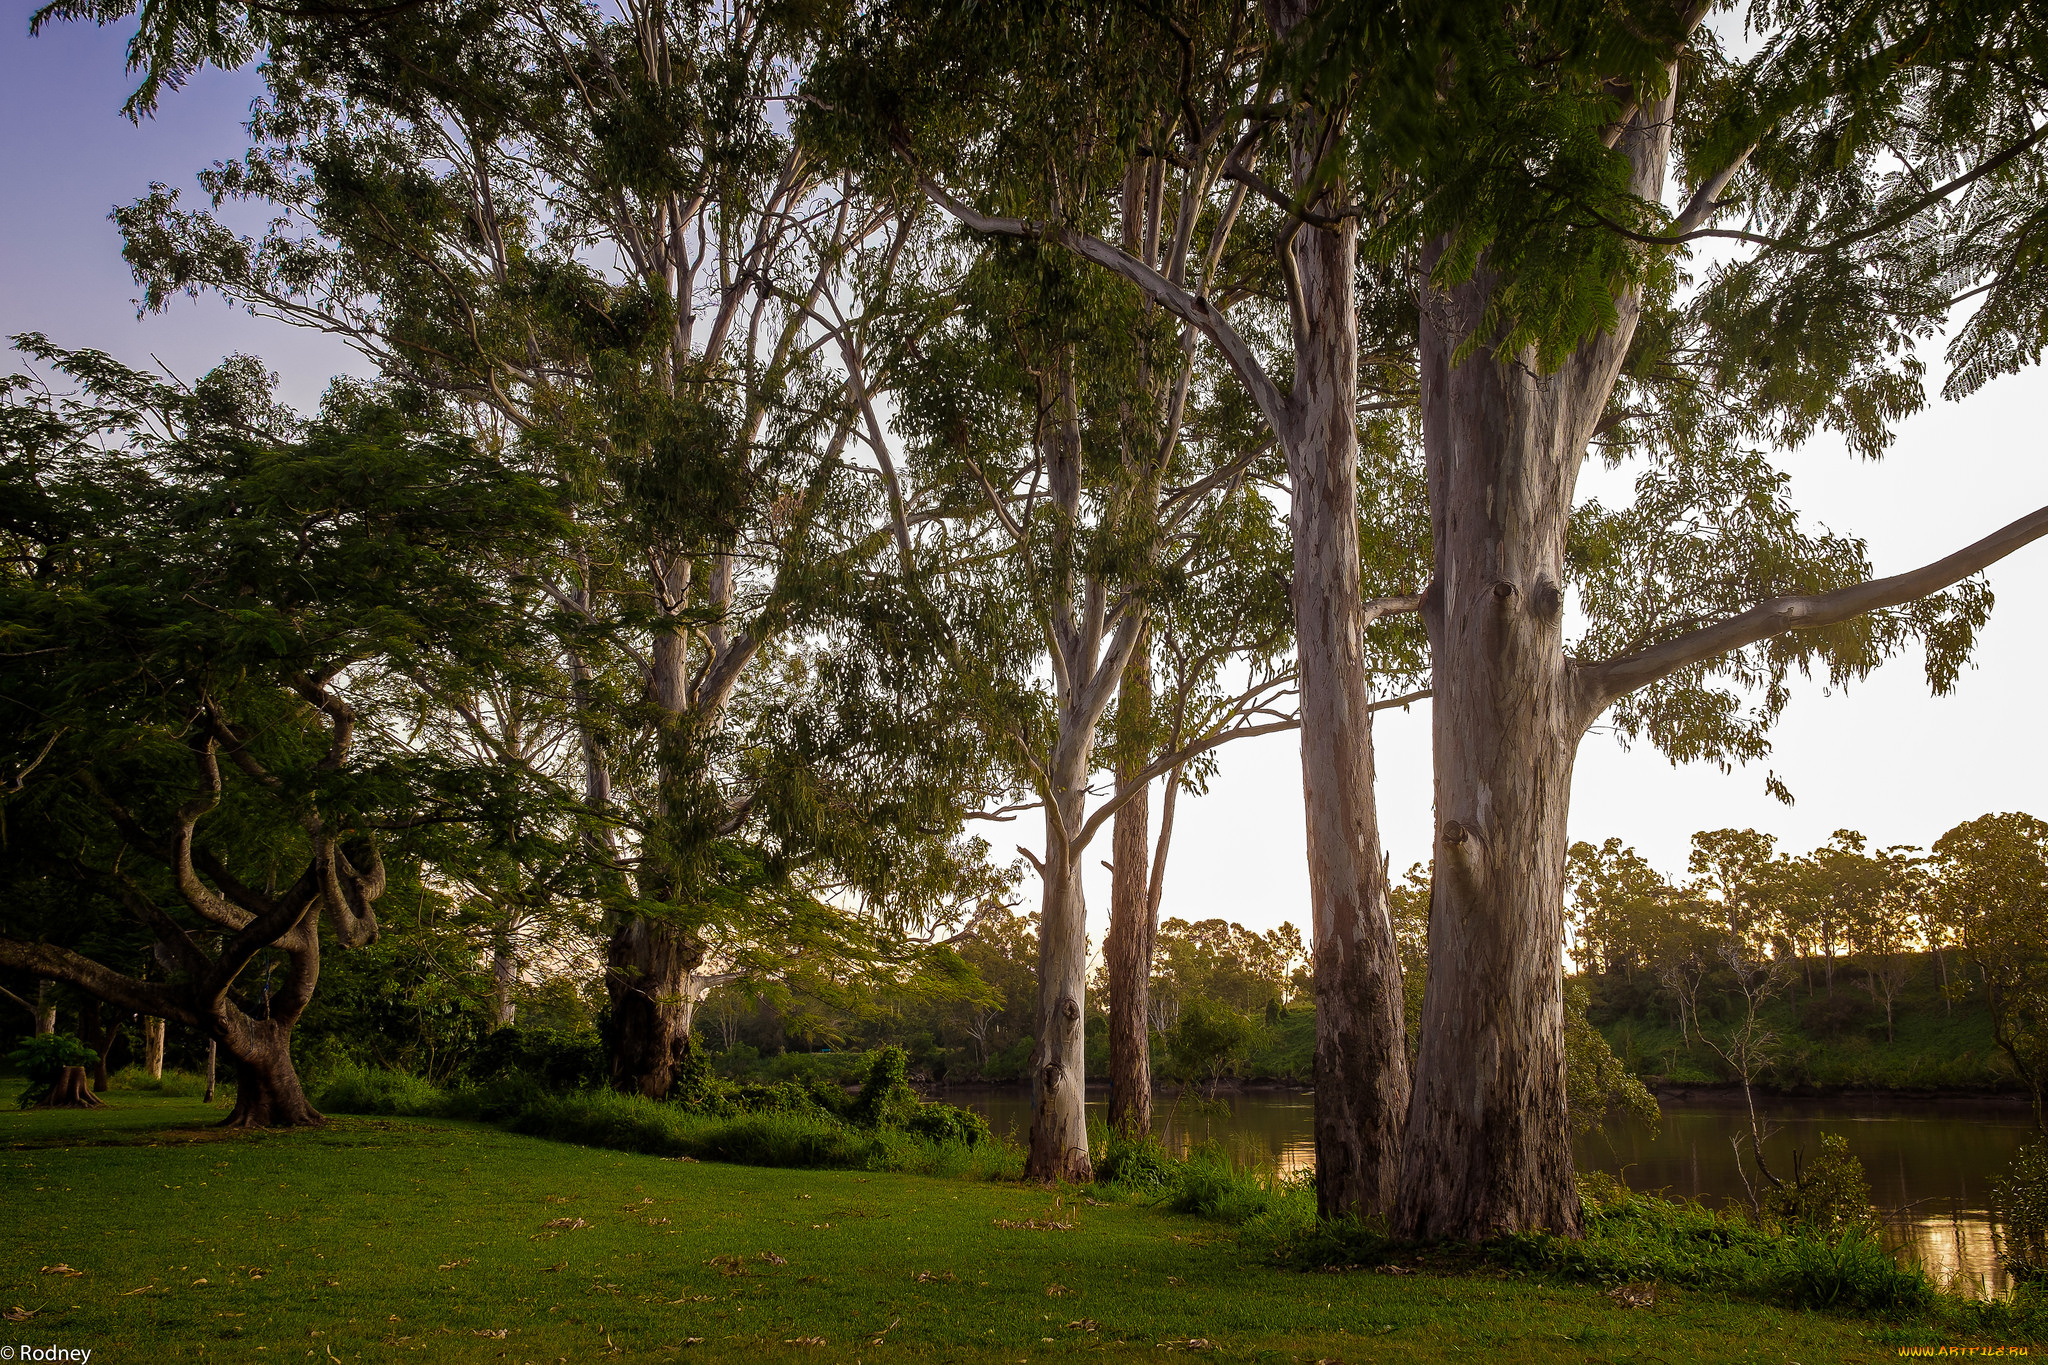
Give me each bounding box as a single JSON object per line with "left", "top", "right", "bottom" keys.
{"left": 1105, "top": 652, "right": 1155, "bottom": 1139}
{"left": 606, "top": 916, "right": 705, "bottom": 1099}
{"left": 1395, "top": 91, "right": 1674, "bottom": 1241}
{"left": 218, "top": 1021, "right": 323, "bottom": 1128}
{"left": 1277, "top": 106, "right": 1410, "bottom": 1221}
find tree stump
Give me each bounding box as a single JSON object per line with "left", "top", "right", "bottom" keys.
{"left": 37, "top": 1066, "right": 105, "bottom": 1109}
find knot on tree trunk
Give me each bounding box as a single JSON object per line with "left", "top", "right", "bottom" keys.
{"left": 1441, "top": 820, "right": 1490, "bottom": 889}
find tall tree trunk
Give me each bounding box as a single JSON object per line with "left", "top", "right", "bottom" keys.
{"left": 1028, "top": 728, "right": 1095, "bottom": 1183}
{"left": 606, "top": 916, "right": 707, "bottom": 1099}
{"left": 35, "top": 981, "right": 55, "bottom": 1035}
{"left": 143, "top": 1016, "right": 166, "bottom": 1079}
{"left": 490, "top": 928, "right": 518, "bottom": 1029}
{"left": 1397, "top": 261, "right": 1591, "bottom": 1237}
{"left": 204, "top": 1038, "right": 217, "bottom": 1103}
{"left": 1106, "top": 649, "right": 1155, "bottom": 1139}
{"left": 217, "top": 1016, "right": 322, "bottom": 1128}
{"left": 1284, "top": 134, "right": 1411, "bottom": 1223}
{"left": 1395, "top": 89, "right": 1675, "bottom": 1241}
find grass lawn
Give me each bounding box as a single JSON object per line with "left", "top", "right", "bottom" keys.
{"left": 0, "top": 1094, "right": 1980, "bottom": 1363}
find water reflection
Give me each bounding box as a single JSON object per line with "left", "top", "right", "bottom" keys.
{"left": 953, "top": 1087, "right": 2034, "bottom": 1297}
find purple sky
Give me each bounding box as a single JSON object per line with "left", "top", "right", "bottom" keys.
{"left": 1, "top": 17, "right": 365, "bottom": 408}
{"left": 7, "top": 15, "right": 2047, "bottom": 942}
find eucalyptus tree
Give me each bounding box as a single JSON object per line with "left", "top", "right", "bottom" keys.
{"left": 1280, "top": 0, "right": 2048, "bottom": 1238}
{"left": 813, "top": 0, "right": 1433, "bottom": 1212}
{"left": 61, "top": 0, "right": 996, "bottom": 1097}
{"left": 0, "top": 338, "right": 557, "bottom": 1124}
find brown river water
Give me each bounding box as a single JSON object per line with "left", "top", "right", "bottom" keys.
{"left": 952, "top": 1086, "right": 2037, "bottom": 1298}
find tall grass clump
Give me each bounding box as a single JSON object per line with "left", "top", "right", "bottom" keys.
{"left": 1092, "top": 1132, "right": 1317, "bottom": 1241}
{"left": 315, "top": 1049, "right": 1016, "bottom": 1179}
{"left": 109, "top": 1065, "right": 226, "bottom": 1099}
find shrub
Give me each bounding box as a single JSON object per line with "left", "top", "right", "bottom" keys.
{"left": 317, "top": 1064, "right": 446, "bottom": 1117}
{"left": 1995, "top": 1141, "right": 2048, "bottom": 1279}
{"left": 1097, "top": 1134, "right": 1177, "bottom": 1190}
{"left": 465, "top": 1027, "right": 606, "bottom": 1091}
{"left": 848, "top": 1046, "right": 918, "bottom": 1127}
{"left": 110, "top": 1065, "right": 222, "bottom": 1099}
{"left": 7, "top": 1034, "right": 94, "bottom": 1107}
{"left": 1770, "top": 1228, "right": 1935, "bottom": 1314}
{"left": 1763, "top": 1132, "right": 1880, "bottom": 1239}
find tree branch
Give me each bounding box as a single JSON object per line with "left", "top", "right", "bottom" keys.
{"left": 914, "top": 175, "right": 1294, "bottom": 442}
{"left": 1577, "top": 503, "right": 2048, "bottom": 715}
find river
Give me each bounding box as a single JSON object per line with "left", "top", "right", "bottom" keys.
{"left": 953, "top": 1086, "right": 2036, "bottom": 1297}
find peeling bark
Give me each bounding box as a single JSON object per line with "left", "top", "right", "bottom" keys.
{"left": 1395, "top": 90, "right": 1675, "bottom": 1241}
{"left": 1106, "top": 650, "right": 1156, "bottom": 1139}
{"left": 605, "top": 915, "right": 710, "bottom": 1100}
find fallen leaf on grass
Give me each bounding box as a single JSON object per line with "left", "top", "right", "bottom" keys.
{"left": 1165, "top": 1277, "right": 1183, "bottom": 1287}
{"left": 2, "top": 1307, "right": 39, "bottom": 1324}
{"left": 248, "top": 1268, "right": 267, "bottom": 1279}
{"left": 682, "top": 1338, "right": 704, "bottom": 1346}
{"left": 1158, "top": 1338, "right": 1214, "bottom": 1352}
{"left": 758, "top": 1252, "right": 788, "bottom": 1266}
{"left": 439, "top": 1259, "right": 474, "bottom": 1270}
{"left": 541, "top": 1262, "right": 568, "bottom": 1273}
{"left": 542, "top": 1217, "right": 589, "bottom": 1230}
{"left": 645, "top": 1217, "right": 670, "bottom": 1225}
{"left": 991, "top": 1218, "right": 1073, "bottom": 1231}
{"left": 782, "top": 1337, "right": 826, "bottom": 1347}
{"left": 914, "top": 1271, "right": 956, "bottom": 1284}
{"left": 121, "top": 1285, "right": 155, "bottom": 1296}
{"left": 1045, "top": 1283, "right": 1070, "bottom": 1298}
{"left": 1065, "top": 1319, "right": 1099, "bottom": 1333}
{"left": 666, "top": 1294, "right": 718, "bottom": 1304}
{"left": 191, "top": 1278, "right": 210, "bottom": 1286}
{"left": 39, "top": 1264, "right": 83, "bottom": 1277}
{"left": 1373, "top": 1264, "right": 1414, "bottom": 1276}
{"left": 665, "top": 1156, "right": 700, "bottom": 1163}
{"left": 1607, "top": 1282, "right": 1657, "bottom": 1309}
{"left": 473, "top": 1329, "right": 508, "bottom": 1339}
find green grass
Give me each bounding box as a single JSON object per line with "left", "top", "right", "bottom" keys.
{"left": 1, "top": 1092, "right": 2026, "bottom": 1363}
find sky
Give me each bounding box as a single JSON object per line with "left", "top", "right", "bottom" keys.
{"left": 6, "top": 17, "right": 2047, "bottom": 956}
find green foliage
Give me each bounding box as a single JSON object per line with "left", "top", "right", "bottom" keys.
{"left": 6, "top": 1033, "right": 93, "bottom": 1106}
{"left": 1513, "top": 1173, "right": 1929, "bottom": 1316}
{"left": 1563, "top": 977, "right": 1660, "bottom": 1136}
{"left": 315, "top": 1064, "right": 1010, "bottom": 1176}
{"left": 1168, "top": 996, "right": 1259, "bottom": 1096}
{"left": 464, "top": 1028, "right": 608, "bottom": 1093}
{"left": 1762, "top": 1132, "right": 1880, "bottom": 1240}
{"left": 848, "top": 1046, "right": 917, "bottom": 1128}
{"left": 1995, "top": 1142, "right": 2048, "bottom": 1279}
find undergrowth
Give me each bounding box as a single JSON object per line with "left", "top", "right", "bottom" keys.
{"left": 316, "top": 1048, "right": 1017, "bottom": 1179}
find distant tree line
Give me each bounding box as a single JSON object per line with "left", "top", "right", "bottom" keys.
{"left": 1567, "top": 814, "right": 2048, "bottom": 1123}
